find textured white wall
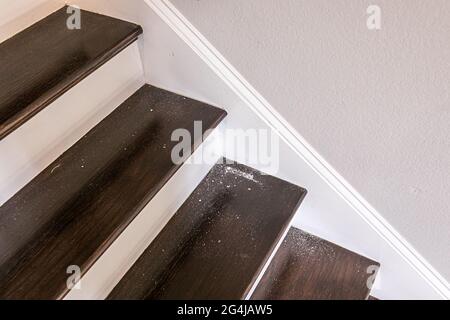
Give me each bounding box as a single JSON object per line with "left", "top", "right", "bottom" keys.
{"left": 170, "top": 0, "right": 450, "bottom": 280}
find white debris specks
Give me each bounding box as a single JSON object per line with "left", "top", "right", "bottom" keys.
{"left": 290, "top": 230, "right": 337, "bottom": 261}
{"left": 225, "top": 166, "right": 262, "bottom": 185}
{"left": 50, "top": 164, "right": 61, "bottom": 174}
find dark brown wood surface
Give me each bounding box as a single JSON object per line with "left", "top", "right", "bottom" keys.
{"left": 252, "top": 228, "right": 380, "bottom": 300}
{"left": 108, "top": 161, "right": 307, "bottom": 300}
{"left": 0, "top": 6, "right": 142, "bottom": 140}
{"left": 0, "top": 85, "right": 226, "bottom": 299}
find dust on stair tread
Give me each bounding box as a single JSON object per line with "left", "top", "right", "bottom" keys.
{"left": 0, "top": 6, "right": 142, "bottom": 139}
{"left": 108, "top": 161, "right": 307, "bottom": 300}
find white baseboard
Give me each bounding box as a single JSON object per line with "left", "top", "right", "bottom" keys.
{"left": 65, "top": 124, "right": 224, "bottom": 300}
{"left": 143, "top": 0, "right": 450, "bottom": 299}
{"left": 0, "top": 42, "right": 145, "bottom": 205}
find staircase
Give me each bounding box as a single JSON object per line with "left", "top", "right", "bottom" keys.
{"left": 0, "top": 6, "right": 379, "bottom": 300}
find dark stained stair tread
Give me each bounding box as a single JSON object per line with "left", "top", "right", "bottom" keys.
{"left": 108, "top": 161, "right": 307, "bottom": 300}
{"left": 251, "top": 228, "right": 380, "bottom": 300}
{"left": 0, "top": 85, "right": 226, "bottom": 299}
{"left": 0, "top": 6, "right": 142, "bottom": 140}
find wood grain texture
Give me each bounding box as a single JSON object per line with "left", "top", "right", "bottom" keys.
{"left": 108, "top": 161, "right": 307, "bottom": 300}
{"left": 252, "top": 228, "right": 380, "bottom": 300}
{"left": 0, "top": 85, "right": 226, "bottom": 300}
{"left": 0, "top": 6, "right": 142, "bottom": 140}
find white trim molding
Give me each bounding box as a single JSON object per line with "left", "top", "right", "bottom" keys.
{"left": 145, "top": 0, "right": 450, "bottom": 299}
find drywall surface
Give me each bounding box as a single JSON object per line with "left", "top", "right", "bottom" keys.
{"left": 170, "top": 0, "right": 450, "bottom": 280}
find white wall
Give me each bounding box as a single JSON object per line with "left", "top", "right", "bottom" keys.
{"left": 0, "top": 0, "right": 64, "bottom": 42}
{"left": 169, "top": 0, "right": 450, "bottom": 282}
{"left": 59, "top": 0, "right": 448, "bottom": 298}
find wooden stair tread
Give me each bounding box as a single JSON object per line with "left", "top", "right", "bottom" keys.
{"left": 251, "top": 228, "right": 380, "bottom": 300}
{"left": 0, "top": 6, "right": 142, "bottom": 140}
{"left": 108, "top": 161, "right": 307, "bottom": 300}
{"left": 0, "top": 85, "right": 226, "bottom": 299}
